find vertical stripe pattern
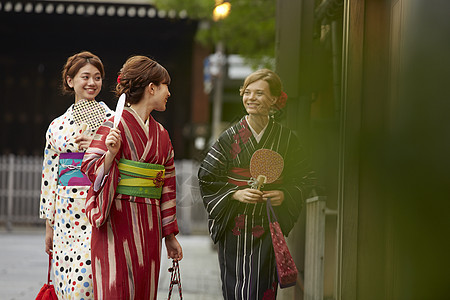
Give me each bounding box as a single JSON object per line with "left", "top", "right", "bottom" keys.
{"left": 81, "top": 108, "right": 179, "bottom": 299}
{"left": 198, "top": 116, "right": 316, "bottom": 299}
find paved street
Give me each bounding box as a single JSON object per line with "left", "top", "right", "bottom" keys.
{"left": 0, "top": 226, "right": 222, "bottom": 300}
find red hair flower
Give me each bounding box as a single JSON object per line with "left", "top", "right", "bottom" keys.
{"left": 275, "top": 91, "right": 288, "bottom": 110}
{"left": 117, "top": 74, "right": 121, "bottom": 84}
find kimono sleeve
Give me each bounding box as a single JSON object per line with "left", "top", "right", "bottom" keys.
{"left": 198, "top": 139, "right": 240, "bottom": 243}
{"left": 81, "top": 121, "right": 119, "bottom": 228}
{"left": 275, "top": 131, "right": 316, "bottom": 236}
{"left": 160, "top": 138, "right": 179, "bottom": 237}
{"left": 39, "top": 126, "right": 59, "bottom": 225}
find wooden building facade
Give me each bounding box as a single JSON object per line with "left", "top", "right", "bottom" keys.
{"left": 277, "top": 0, "right": 450, "bottom": 299}
{"left": 0, "top": 0, "right": 207, "bottom": 159}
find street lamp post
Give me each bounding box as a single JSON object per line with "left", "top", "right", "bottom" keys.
{"left": 213, "top": 0, "right": 231, "bottom": 21}
{"left": 211, "top": 41, "right": 226, "bottom": 140}
{"left": 210, "top": 0, "right": 230, "bottom": 141}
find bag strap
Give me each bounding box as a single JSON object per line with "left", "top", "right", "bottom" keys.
{"left": 47, "top": 253, "right": 53, "bottom": 285}
{"left": 167, "top": 260, "right": 183, "bottom": 299}
{"left": 266, "top": 198, "right": 278, "bottom": 223}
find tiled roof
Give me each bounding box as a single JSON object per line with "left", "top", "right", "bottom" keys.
{"left": 0, "top": 0, "right": 188, "bottom": 19}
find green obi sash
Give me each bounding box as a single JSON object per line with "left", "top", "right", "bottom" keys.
{"left": 117, "top": 158, "right": 165, "bottom": 199}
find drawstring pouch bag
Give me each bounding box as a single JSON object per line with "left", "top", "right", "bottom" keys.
{"left": 266, "top": 200, "right": 299, "bottom": 288}
{"left": 167, "top": 259, "right": 183, "bottom": 299}
{"left": 36, "top": 253, "right": 58, "bottom": 300}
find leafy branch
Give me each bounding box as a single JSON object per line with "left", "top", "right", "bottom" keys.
{"left": 152, "top": 0, "right": 276, "bottom": 68}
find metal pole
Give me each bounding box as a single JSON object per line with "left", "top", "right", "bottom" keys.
{"left": 211, "top": 41, "right": 225, "bottom": 141}
{"left": 6, "top": 154, "right": 14, "bottom": 231}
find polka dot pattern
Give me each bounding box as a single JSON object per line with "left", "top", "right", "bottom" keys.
{"left": 39, "top": 102, "right": 113, "bottom": 299}
{"left": 53, "top": 190, "right": 93, "bottom": 299}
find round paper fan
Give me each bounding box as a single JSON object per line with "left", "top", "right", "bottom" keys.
{"left": 73, "top": 99, "right": 106, "bottom": 132}
{"left": 250, "top": 149, "right": 284, "bottom": 189}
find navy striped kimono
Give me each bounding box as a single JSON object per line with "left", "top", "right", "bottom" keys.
{"left": 198, "top": 116, "right": 316, "bottom": 300}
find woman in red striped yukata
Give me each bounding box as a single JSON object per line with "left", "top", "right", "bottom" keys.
{"left": 81, "top": 55, "right": 182, "bottom": 300}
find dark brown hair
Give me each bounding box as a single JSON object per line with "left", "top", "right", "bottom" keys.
{"left": 115, "top": 55, "right": 171, "bottom": 105}
{"left": 61, "top": 51, "right": 105, "bottom": 94}
{"left": 239, "top": 68, "right": 282, "bottom": 98}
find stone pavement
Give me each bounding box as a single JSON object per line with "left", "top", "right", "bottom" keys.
{"left": 0, "top": 226, "right": 222, "bottom": 300}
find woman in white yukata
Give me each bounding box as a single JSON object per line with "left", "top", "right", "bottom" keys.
{"left": 39, "top": 51, "right": 113, "bottom": 300}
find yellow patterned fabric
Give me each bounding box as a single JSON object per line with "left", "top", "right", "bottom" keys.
{"left": 117, "top": 158, "right": 165, "bottom": 199}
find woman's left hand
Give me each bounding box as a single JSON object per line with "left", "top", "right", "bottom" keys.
{"left": 263, "top": 190, "right": 285, "bottom": 206}
{"left": 74, "top": 134, "right": 94, "bottom": 151}
{"left": 165, "top": 234, "right": 183, "bottom": 261}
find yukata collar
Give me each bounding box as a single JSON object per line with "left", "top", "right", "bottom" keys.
{"left": 245, "top": 115, "right": 269, "bottom": 143}
{"left": 128, "top": 106, "right": 150, "bottom": 126}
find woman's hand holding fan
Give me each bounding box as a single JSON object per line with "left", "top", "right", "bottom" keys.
{"left": 103, "top": 94, "right": 126, "bottom": 175}
{"left": 232, "top": 149, "right": 285, "bottom": 205}
{"left": 232, "top": 188, "right": 265, "bottom": 204}
{"left": 74, "top": 128, "right": 92, "bottom": 151}
{"left": 249, "top": 149, "right": 284, "bottom": 206}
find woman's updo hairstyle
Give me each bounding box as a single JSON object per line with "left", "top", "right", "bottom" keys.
{"left": 61, "top": 51, "right": 104, "bottom": 94}
{"left": 239, "top": 69, "right": 287, "bottom": 111}
{"left": 116, "top": 55, "right": 171, "bottom": 105}
{"left": 239, "top": 69, "right": 282, "bottom": 98}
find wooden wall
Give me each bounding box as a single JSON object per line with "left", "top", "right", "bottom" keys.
{"left": 277, "top": 0, "right": 450, "bottom": 299}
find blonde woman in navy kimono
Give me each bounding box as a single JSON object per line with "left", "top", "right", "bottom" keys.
{"left": 198, "top": 69, "right": 316, "bottom": 300}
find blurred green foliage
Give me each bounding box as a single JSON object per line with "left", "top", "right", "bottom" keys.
{"left": 152, "top": 0, "right": 276, "bottom": 68}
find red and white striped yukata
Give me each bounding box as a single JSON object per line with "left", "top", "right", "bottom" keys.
{"left": 81, "top": 107, "right": 179, "bottom": 300}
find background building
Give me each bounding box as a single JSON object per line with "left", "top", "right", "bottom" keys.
{"left": 277, "top": 0, "right": 450, "bottom": 299}
{"left": 2, "top": 1, "right": 450, "bottom": 298}
{"left": 0, "top": 0, "right": 201, "bottom": 159}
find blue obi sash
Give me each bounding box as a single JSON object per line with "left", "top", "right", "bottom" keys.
{"left": 58, "top": 152, "right": 91, "bottom": 186}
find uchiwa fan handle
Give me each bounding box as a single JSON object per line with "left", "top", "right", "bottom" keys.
{"left": 79, "top": 123, "right": 88, "bottom": 134}
{"left": 256, "top": 175, "right": 267, "bottom": 190}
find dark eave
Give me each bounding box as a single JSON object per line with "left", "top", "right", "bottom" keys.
{"left": 0, "top": 0, "right": 188, "bottom": 19}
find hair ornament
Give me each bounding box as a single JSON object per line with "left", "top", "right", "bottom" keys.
{"left": 275, "top": 91, "right": 288, "bottom": 109}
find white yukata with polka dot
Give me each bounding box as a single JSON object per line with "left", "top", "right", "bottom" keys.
{"left": 40, "top": 102, "right": 112, "bottom": 300}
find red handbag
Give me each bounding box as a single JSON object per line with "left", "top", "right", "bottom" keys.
{"left": 36, "top": 253, "right": 58, "bottom": 300}
{"left": 266, "top": 200, "right": 298, "bottom": 288}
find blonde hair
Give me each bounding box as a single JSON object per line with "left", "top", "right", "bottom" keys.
{"left": 239, "top": 69, "right": 282, "bottom": 98}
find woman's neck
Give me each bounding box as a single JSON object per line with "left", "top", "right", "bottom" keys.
{"left": 247, "top": 115, "right": 269, "bottom": 134}
{"left": 130, "top": 101, "right": 152, "bottom": 123}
